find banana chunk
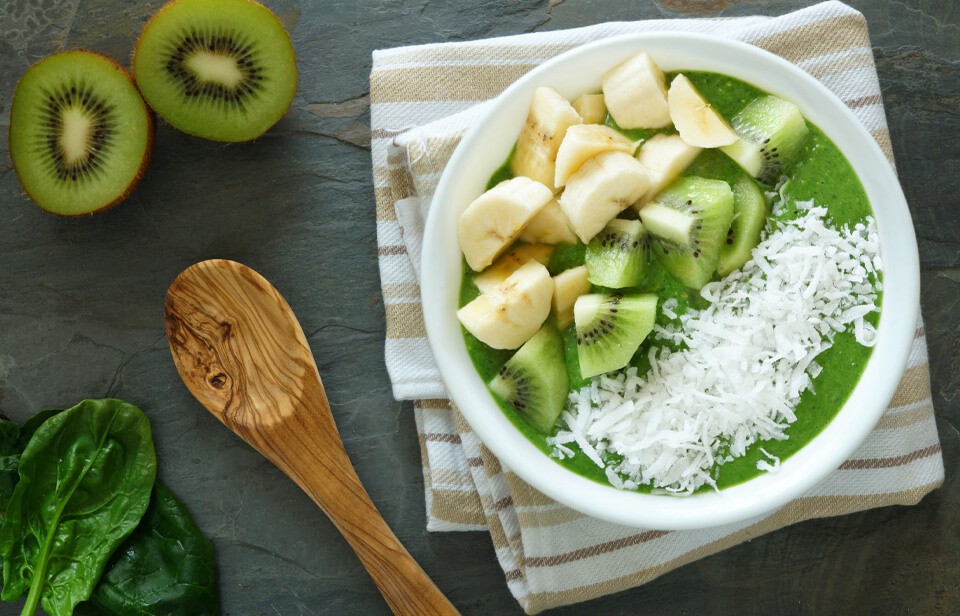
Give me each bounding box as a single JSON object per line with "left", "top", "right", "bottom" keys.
{"left": 459, "top": 176, "right": 554, "bottom": 272}
{"left": 554, "top": 124, "right": 638, "bottom": 188}
{"left": 552, "top": 265, "right": 591, "bottom": 329}
{"left": 510, "top": 87, "right": 582, "bottom": 190}
{"left": 474, "top": 243, "right": 554, "bottom": 294}
{"left": 457, "top": 260, "right": 554, "bottom": 349}
{"left": 668, "top": 74, "right": 739, "bottom": 148}
{"left": 572, "top": 93, "right": 608, "bottom": 125}
{"left": 558, "top": 151, "right": 653, "bottom": 243}
{"left": 634, "top": 134, "right": 702, "bottom": 208}
{"left": 602, "top": 51, "right": 671, "bottom": 129}
{"left": 518, "top": 200, "right": 579, "bottom": 245}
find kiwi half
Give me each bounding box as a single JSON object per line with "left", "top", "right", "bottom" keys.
{"left": 639, "top": 176, "right": 734, "bottom": 289}
{"left": 489, "top": 323, "right": 568, "bottom": 435}
{"left": 133, "top": 0, "right": 298, "bottom": 142}
{"left": 9, "top": 51, "right": 154, "bottom": 216}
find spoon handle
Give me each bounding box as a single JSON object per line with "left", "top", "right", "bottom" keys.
{"left": 248, "top": 378, "right": 459, "bottom": 616}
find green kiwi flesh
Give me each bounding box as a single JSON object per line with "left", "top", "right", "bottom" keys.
{"left": 717, "top": 175, "right": 768, "bottom": 276}
{"left": 9, "top": 51, "right": 154, "bottom": 216}
{"left": 574, "top": 293, "right": 657, "bottom": 379}
{"left": 586, "top": 218, "right": 649, "bottom": 288}
{"left": 489, "top": 323, "right": 568, "bottom": 434}
{"left": 720, "top": 95, "right": 809, "bottom": 185}
{"left": 133, "top": 0, "right": 298, "bottom": 142}
{"left": 639, "top": 176, "right": 734, "bottom": 290}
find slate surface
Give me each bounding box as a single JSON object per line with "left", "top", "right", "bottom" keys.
{"left": 0, "top": 1, "right": 957, "bottom": 615}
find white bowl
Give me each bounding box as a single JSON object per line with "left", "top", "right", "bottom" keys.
{"left": 421, "top": 32, "right": 919, "bottom": 529}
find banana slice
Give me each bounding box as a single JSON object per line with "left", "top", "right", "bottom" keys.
{"left": 459, "top": 176, "right": 554, "bottom": 272}
{"left": 667, "top": 74, "right": 739, "bottom": 148}
{"left": 518, "top": 200, "right": 579, "bottom": 245}
{"left": 634, "top": 133, "right": 702, "bottom": 208}
{"left": 457, "top": 260, "right": 554, "bottom": 349}
{"left": 554, "top": 124, "right": 638, "bottom": 187}
{"left": 558, "top": 151, "right": 653, "bottom": 244}
{"left": 552, "top": 265, "right": 591, "bottom": 329}
{"left": 474, "top": 243, "right": 554, "bottom": 294}
{"left": 572, "top": 93, "right": 608, "bottom": 125}
{"left": 601, "top": 51, "right": 671, "bottom": 129}
{"left": 510, "top": 87, "right": 582, "bottom": 190}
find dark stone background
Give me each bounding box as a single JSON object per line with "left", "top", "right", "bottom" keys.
{"left": 0, "top": 1, "right": 956, "bottom": 614}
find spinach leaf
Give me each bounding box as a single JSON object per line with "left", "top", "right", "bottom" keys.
{"left": 17, "top": 409, "right": 65, "bottom": 449}
{"left": 0, "top": 418, "right": 17, "bottom": 453}
{"left": 0, "top": 410, "right": 63, "bottom": 525}
{"left": 0, "top": 417, "right": 19, "bottom": 519}
{"left": 78, "top": 481, "right": 220, "bottom": 616}
{"left": 0, "top": 399, "right": 157, "bottom": 616}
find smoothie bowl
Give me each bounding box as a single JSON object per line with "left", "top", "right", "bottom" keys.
{"left": 420, "top": 33, "right": 919, "bottom": 529}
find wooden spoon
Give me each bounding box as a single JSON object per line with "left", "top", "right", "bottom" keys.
{"left": 164, "top": 259, "right": 459, "bottom": 616}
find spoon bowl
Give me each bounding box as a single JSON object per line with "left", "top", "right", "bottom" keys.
{"left": 164, "top": 259, "right": 458, "bottom": 616}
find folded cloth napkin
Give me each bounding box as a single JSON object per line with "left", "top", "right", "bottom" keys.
{"left": 370, "top": 2, "right": 945, "bottom": 613}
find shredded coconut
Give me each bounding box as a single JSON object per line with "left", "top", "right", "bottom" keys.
{"left": 548, "top": 201, "right": 881, "bottom": 494}
{"left": 757, "top": 447, "right": 781, "bottom": 473}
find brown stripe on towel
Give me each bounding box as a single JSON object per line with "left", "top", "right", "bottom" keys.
{"left": 526, "top": 530, "right": 673, "bottom": 568}
{"left": 415, "top": 398, "right": 454, "bottom": 410}
{"left": 839, "top": 443, "right": 942, "bottom": 470}
{"left": 378, "top": 244, "right": 408, "bottom": 256}
{"left": 422, "top": 432, "right": 462, "bottom": 444}
{"left": 504, "top": 568, "right": 525, "bottom": 582}
{"left": 847, "top": 93, "right": 883, "bottom": 109}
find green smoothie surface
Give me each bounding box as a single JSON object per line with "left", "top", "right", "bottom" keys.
{"left": 459, "top": 71, "right": 879, "bottom": 492}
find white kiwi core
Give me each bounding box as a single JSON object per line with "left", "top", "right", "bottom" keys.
{"left": 59, "top": 107, "right": 93, "bottom": 166}
{"left": 639, "top": 202, "right": 695, "bottom": 245}
{"left": 186, "top": 52, "right": 244, "bottom": 87}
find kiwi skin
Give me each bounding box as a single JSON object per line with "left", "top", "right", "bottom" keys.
{"left": 9, "top": 50, "right": 155, "bottom": 217}
{"left": 131, "top": 0, "right": 298, "bottom": 143}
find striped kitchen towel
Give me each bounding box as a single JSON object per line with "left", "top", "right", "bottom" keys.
{"left": 370, "top": 2, "right": 944, "bottom": 613}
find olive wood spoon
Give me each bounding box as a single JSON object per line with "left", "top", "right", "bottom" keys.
{"left": 164, "top": 259, "right": 458, "bottom": 616}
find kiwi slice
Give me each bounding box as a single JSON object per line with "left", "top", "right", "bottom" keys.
{"left": 717, "top": 175, "right": 769, "bottom": 276}
{"left": 639, "top": 176, "right": 734, "bottom": 290}
{"left": 720, "top": 95, "right": 809, "bottom": 185}
{"left": 489, "top": 323, "right": 568, "bottom": 434}
{"left": 585, "top": 218, "right": 649, "bottom": 289}
{"left": 8, "top": 51, "right": 154, "bottom": 216}
{"left": 133, "top": 0, "right": 298, "bottom": 142}
{"left": 574, "top": 293, "right": 657, "bottom": 379}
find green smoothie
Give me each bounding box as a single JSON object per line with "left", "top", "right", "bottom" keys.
{"left": 459, "top": 71, "right": 879, "bottom": 492}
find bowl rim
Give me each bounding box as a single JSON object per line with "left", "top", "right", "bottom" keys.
{"left": 421, "top": 31, "right": 919, "bottom": 529}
